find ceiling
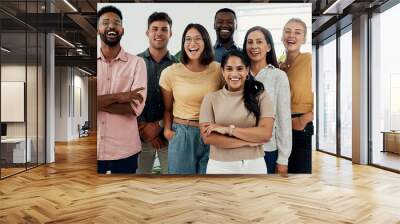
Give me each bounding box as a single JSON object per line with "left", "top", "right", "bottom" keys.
{"left": 0, "top": 0, "right": 393, "bottom": 75}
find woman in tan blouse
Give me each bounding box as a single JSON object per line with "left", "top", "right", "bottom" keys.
{"left": 280, "top": 18, "right": 314, "bottom": 173}
{"left": 199, "top": 50, "right": 274, "bottom": 174}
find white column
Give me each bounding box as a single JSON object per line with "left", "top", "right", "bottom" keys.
{"left": 352, "top": 14, "right": 369, "bottom": 164}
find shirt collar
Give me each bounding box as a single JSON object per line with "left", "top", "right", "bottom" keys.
{"left": 251, "top": 64, "right": 277, "bottom": 76}
{"left": 143, "top": 48, "right": 175, "bottom": 62}
{"left": 214, "top": 39, "right": 238, "bottom": 49}
{"left": 97, "top": 46, "right": 128, "bottom": 62}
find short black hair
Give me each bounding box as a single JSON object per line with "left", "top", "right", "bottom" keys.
{"left": 180, "top": 23, "right": 214, "bottom": 65}
{"left": 148, "top": 12, "right": 172, "bottom": 29}
{"left": 214, "top": 8, "right": 236, "bottom": 20}
{"left": 97, "top": 5, "right": 123, "bottom": 21}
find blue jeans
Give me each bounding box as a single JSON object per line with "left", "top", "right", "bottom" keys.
{"left": 168, "top": 123, "right": 209, "bottom": 174}
{"left": 264, "top": 150, "right": 278, "bottom": 174}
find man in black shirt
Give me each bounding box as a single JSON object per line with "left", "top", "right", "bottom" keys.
{"left": 137, "top": 12, "right": 177, "bottom": 174}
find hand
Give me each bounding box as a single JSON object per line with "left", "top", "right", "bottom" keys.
{"left": 292, "top": 112, "right": 313, "bottom": 131}
{"left": 164, "top": 128, "right": 175, "bottom": 141}
{"left": 300, "top": 112, "right": 313, "bottom": 123}
{"left": 292, "top": 117, "right": 305, "bottom": 131}
{"left": 275, "top": 164, "right": 288, "bottom": 177}
{"left": 202, "top": 123, "right": 229, "bottom": 136}
{"left": 117, "top": 87, "right": 145, "bottom": 104}
{"left": 149, "top": 136, "right": 167, "bottom": 149}
{"left": 139, "top": 122, "right": 162, "bottom": 142}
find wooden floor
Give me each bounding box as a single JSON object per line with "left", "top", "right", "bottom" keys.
{"left": 1, "top": 136, "right": 400, "bottom": 224}
{"left": 372, "top": 150, "right": 400, "bottom": 171}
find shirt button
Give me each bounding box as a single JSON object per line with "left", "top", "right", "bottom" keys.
{"left": 101, "top": 136, "right": 104, "bottom": 140}
{"left": 107, "top": 78, "right": 110, "bottom": 81}
{"left": 102, "top": 122, "right": 105, "bottom": 125}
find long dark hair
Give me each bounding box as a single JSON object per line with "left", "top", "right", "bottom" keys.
{"left": 180, "top": 23, "right": 214, "bottom": 65}
{"left": 221, "top": 50, "right": 265, "bottom": 124}
{"left": 243, "top": 26, "right": 279, "bottom": 68}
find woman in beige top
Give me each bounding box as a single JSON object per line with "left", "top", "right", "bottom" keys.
{"left": 199, "top": 50, "right": 274, "bottom": 174}
{"left": 280, "top": 18, "right": 314, "bottom": 173}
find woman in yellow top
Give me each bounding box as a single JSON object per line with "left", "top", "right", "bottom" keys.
{"left": 280, "top": 18, "right": 314, "bottom": 173}
{"left": 159, "top": 23, "right": 223, "bottom": 174}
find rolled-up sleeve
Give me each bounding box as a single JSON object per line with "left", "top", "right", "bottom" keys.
{"left": 130, "top": 57, "right": 147, "bottom": 117}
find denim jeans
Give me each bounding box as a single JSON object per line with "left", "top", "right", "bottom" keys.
{"left": 137, "top": 141, "right": 168, "bottom": 174}
{"left": 264, "top": 150, "right": 278, "bottom": 174}
{"left": 168, "top": 123, "right": 209, "bottom": 174}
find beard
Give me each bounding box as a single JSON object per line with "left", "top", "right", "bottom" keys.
{"left": 99, "top": 30, "right": 122, "bottom": 47}
{"left": 216, "top": 27, "right": 234, "bottom": 43}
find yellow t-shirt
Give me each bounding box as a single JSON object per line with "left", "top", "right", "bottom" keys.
{"left": 280, "top": 52, "right": 313, "bottom": 113}
{"left": 159, "top": 61, "right": 223, "bottom": 120}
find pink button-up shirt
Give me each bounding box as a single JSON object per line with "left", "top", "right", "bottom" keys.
{"left": 97, "top": 47, "right": 147, "bottom": 160}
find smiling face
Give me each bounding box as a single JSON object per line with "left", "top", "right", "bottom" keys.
{"left": 222, "top": 56, "right": 249, "bottom": 92}
{"left": 184, "top": 28, "right": 205, "bottom": 62}
{"left": 245, "top": 30, "right": 270, "bottom": 65}
{"left": 281, "top": 21, "right": 306, "bottom": 53}
{"left": 214, "top": 11, "right": 236, "bottom": 43}
{"left": 98, "top": 12, "right": 124, "bottom": 47}
{"left": 146, "top": 20, "right": 171, "bottom": 51}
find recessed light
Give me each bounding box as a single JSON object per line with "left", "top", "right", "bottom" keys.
{"left": 1, "top": 47, "right": 11, "bottom": 53}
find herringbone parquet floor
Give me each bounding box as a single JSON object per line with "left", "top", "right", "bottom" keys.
{"left": 1, "top": 135, "right": 400, "bottom": 224}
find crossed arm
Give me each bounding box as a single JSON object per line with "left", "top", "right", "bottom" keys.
{"left": 97, "top": 88, "right": 144, "bottom": 115}
{"left": 200, "top": 117, "right": 274, "bottom": 149}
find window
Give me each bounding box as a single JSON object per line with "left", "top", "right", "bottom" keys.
{"left": 340, "top": 28, "right": 352, "bottom": 158}
{"left": 317, "top": 36, "right": 337, "bottom": 154}
{"left": 371, "top": 3, "right": 400, "bottom": 171}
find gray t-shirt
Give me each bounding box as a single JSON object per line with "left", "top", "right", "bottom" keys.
{"left": 200, "top": 87, "right": 274, "bottom": 161}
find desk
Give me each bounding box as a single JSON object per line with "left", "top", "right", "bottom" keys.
{"left": 1, "top": 138, "right": 31, "bottom": 163}
{"left": 382, "top": 131, "right": 400, "bottom": 154}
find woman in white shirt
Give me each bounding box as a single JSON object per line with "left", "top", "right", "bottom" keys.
{"left": 243, "top": 26, "right": 292, "bottom": 176}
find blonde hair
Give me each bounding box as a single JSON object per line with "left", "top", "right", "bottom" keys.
{"left": 284, "top": 18, "right": 307, "bottom": 38}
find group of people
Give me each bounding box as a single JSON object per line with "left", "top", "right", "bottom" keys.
{"left": 97, "top": 5, "right": 314, "bottom": 176}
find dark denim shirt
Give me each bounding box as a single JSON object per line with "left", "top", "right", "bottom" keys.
{"left": 213, "top": 39, "right": 241, "bottom": 63}
{"left": 137, "top": 49, "right": 177, "bottom": 123}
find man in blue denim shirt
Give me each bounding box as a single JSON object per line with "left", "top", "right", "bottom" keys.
{"left": 137, "top": 12, "right": 177, "bottom": 174}
{"left": 175, "top": 8, "right": 240, "bottom": 62}
{"left": 213, "top": 8, "right": 240, "bottom": 62}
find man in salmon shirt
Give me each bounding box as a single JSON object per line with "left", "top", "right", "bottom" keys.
{"left": 97, "top": 5, "right": 147, "bottom": 174}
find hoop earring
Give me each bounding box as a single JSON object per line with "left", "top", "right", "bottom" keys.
{"left": 246, "top": 75, "right": 250, "bottom": 80}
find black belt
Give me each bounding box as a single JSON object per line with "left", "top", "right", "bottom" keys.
{"left": 291, "top": 113, "right": 304, "bottom": 118}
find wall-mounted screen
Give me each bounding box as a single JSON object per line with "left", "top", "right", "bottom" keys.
{"left": 1, "top": 81, "right": 25, "bottom": 122}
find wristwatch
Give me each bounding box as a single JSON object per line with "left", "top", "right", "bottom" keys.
{"left": 229, "top": 124, "right": 236, "bottom": 136}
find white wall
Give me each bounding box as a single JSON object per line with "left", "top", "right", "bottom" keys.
{"left": 54, "top": 67, "right": 89, "bottom": 141}
{"left": 1, "top": 65, "right": 32, "bottom": 138}
{"left": 97, "top": 3, "right": 311, "bottom": 56}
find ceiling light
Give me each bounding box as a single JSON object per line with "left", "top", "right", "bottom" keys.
{"left": 323, "top": 0, "right": 355, "bottom": 15}
{"left": 1, "top": 47, "right": 11, "bottom": 53}
{"left": 54, "top": 34, "right": 75, "bottom": 48}
{"left": 78, "top": 67, "right": 93, "bottom": 76}
{"left": 63, "top": 0, "right": 78, "bottom": 12}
